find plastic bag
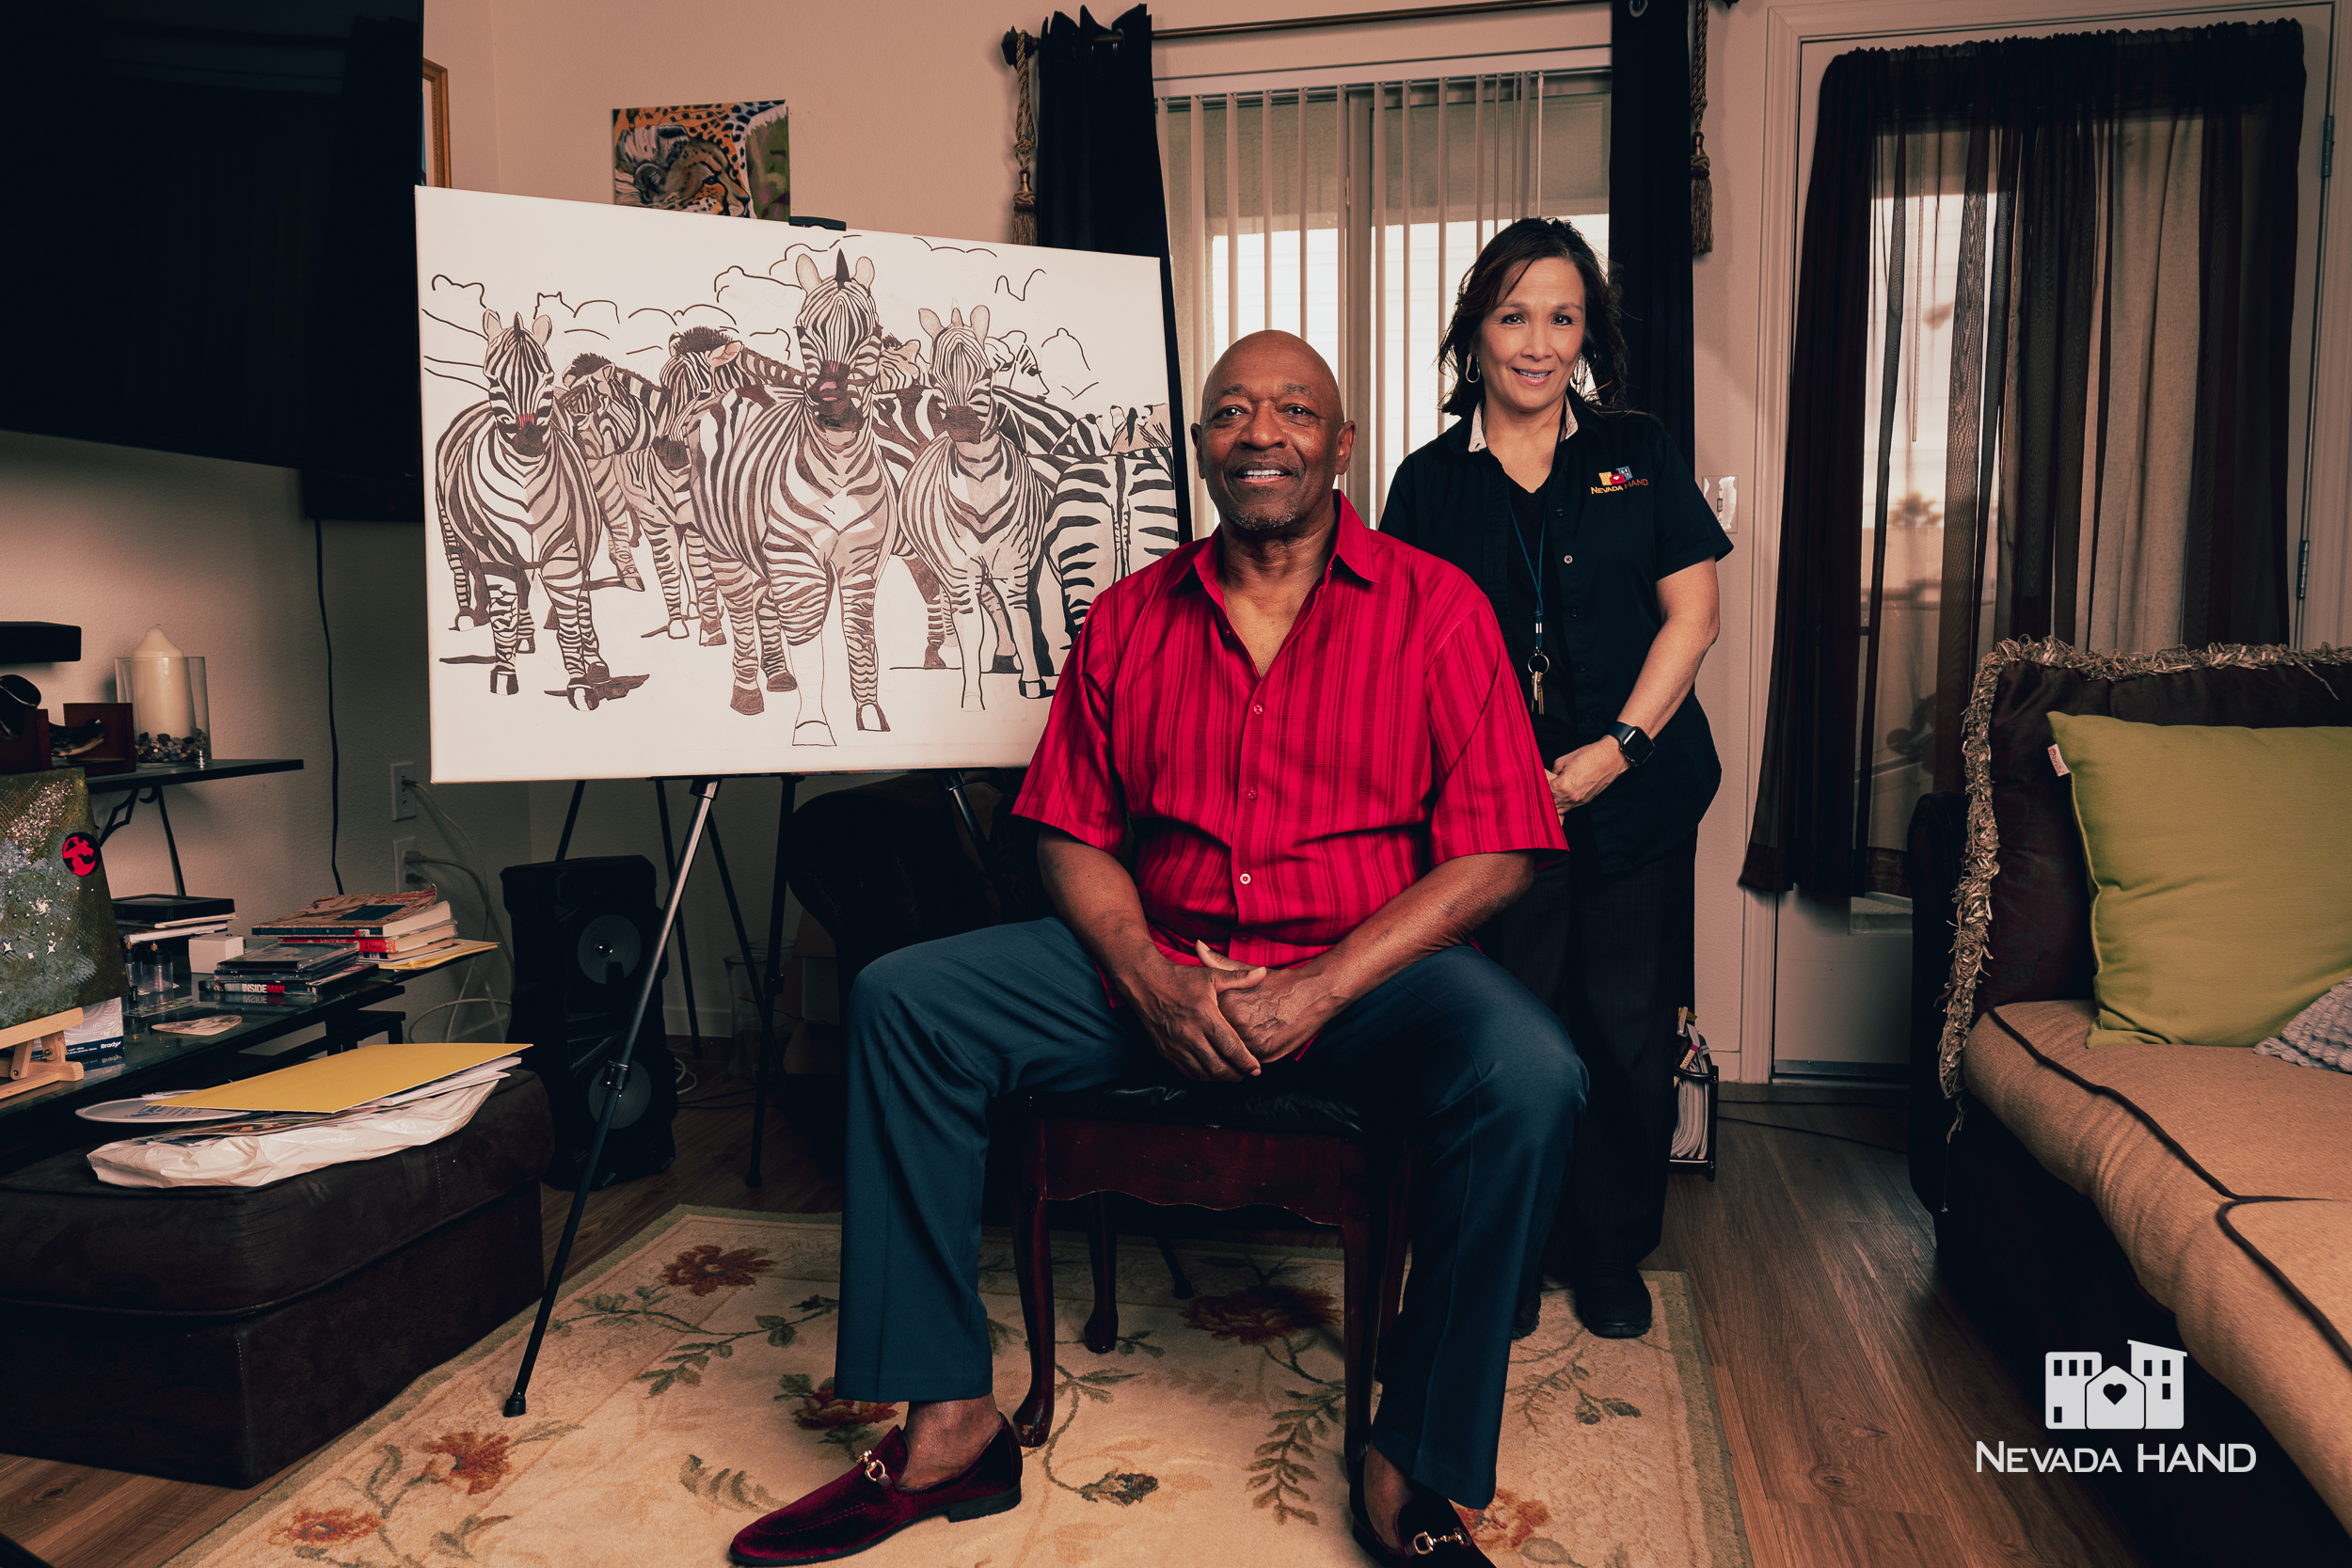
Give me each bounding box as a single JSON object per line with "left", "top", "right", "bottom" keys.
{"left": 87, "top": 1078, "right": 501, "bottom": 1188}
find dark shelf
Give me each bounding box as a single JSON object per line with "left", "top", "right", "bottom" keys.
{"left": 84, "top": 759, "right": 304, "bottom": 795}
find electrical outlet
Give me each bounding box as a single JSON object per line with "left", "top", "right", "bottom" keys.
{"left": 390, "top": 762, "right": 419, "bottom": 822}
{"left": 392, "top": 836, "right": 418, "bottom": 891}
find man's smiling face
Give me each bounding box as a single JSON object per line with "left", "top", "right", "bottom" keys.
{"left": 1191, "top": 332, "right": 1355, "bottom": 533}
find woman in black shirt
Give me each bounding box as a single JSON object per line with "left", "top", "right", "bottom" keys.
{"left": 1381, "top": 218, "right": 1730, "bottom": 1340}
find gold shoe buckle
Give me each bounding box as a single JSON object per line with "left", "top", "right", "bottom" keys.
{"left": 1411, "top": 1529, "right": 1468, "bottom": 1556}
{"left": 860, "top": 1450, "right": 891, "bottom": 1485}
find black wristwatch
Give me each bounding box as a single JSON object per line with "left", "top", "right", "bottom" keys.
{"left": 1608, "top": 721, "right": 1655, "bottom": 768}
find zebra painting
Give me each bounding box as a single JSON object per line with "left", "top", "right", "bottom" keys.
{"left": 557, "top": 354, "right": 700, "bottom": 639}
{"left": 897, "top": 306, "right": 1056, "bottom": 710}
{"left": 419, "top": 193, "right": 1178, "bottom": 782}
{"left": 434, "top": 311, "right": 644, "bottom": 708}
{"left": 654, "top": 325, "right": 803, "bottom": 655}
{"left": 674, "top": 251, "right": 901, "bottom": 741}
{"left": 1031, "top": 442, "right": 1183, "bottom": 685}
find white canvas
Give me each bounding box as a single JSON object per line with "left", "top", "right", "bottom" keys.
{"left": 416, "top": 187, "right": 1180, "bottom": 784}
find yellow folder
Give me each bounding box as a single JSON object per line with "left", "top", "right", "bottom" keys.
{"left": 157, "top": 1040, "right": 524, "bottom": 1114}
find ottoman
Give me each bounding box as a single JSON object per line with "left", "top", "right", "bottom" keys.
{"left": 0, "top": 1071, "right": 552, "bottom": 1486}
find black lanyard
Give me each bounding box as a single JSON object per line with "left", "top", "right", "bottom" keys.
{"left": 1499, "top": 430, "right": 1564, "bottom": 716}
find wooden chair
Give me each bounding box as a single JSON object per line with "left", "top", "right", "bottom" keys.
{"left": 1007, "top": 1078, "right": 1411, "bottom": 1465}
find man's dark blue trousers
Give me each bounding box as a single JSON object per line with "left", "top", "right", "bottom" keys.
{"left": 832, "top": 916, "right": 1586, "bottom": 1508}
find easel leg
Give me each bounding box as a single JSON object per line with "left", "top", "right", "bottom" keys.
{"left": 759, "top": 778, "right": 794, "bottom": 1103}
{"left": 555, "top": 780, "right": 586, "bottom": 861}
{"left": 505, "top": 777, "right": 721, "bottom": 1418}
{"left": 706, "top": 787, "right": 796, "bottom": 1189}
{"left": 654, "top": 780, "right": 705, "bottom": 1063}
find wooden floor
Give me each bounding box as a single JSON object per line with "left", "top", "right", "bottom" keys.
{"left": 0, "top": 1059, "right": 2148, "bottom": 1568}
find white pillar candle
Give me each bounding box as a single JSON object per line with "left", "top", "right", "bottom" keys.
{"left": 125, "top": 626, "right": 195, "bottom": 741}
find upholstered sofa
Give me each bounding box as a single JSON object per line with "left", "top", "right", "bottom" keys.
{"left": 1908, "top": 639, "right": 2352, "bottom": 1567}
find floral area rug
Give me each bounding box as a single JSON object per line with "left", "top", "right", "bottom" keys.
{"left": 169, "top": 1207, "right": 1749, "bottom": 1568}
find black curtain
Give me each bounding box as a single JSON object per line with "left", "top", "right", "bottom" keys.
{"left": 1608, "top": 0, "right": 1696, "bottom": 467}
{"left": 1740, "top": 23, "right": 2305, "bottom": 897}
{"left": 301, "top": 13, "right": 426, "bottom": 521}
{"left": 1035, "top": 3, "right": 1192, "bottom": 540}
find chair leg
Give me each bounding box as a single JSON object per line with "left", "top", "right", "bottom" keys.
{"left": 1340, "top": 1152, "right": 1375, "bottom": 1469}
{"left": 1153, "top": 1227, "right": 1194, "bottom": 1298}
{"left": 1010, "top": 1130, "right": 1056, "bottom": 1449}
{"left": 1082, "top": 1192, "right": 1120, "bottom": 1354}
{"left": 1374, "top": 1149, "right": 1412, "bottom": 1378}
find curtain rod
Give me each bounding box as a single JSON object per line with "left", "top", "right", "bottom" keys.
{"left": 1002, "top": 0, "right": 1599, "bottom": 61}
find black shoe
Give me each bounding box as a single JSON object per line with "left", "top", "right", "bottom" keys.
{"left": 1348, "top": 1454, "right": 1494, "bottom": 1566}
{"left": 1571, "top": 1265, "right": 1651, "bottom": 1338}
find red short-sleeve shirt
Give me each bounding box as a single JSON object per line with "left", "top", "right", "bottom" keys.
{"left": 1014, "top": 495, "right": 1566, "bottom": 969}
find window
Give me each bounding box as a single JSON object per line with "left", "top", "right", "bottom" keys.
{"left": 1159, "top": 69, "right": 1609, "bottom": 527}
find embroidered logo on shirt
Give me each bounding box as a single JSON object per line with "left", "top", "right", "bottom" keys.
{"left": 1591, "top": 466, "right": 1648, "bottom": 495}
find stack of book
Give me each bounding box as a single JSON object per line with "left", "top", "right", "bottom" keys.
{"left": 248, "top": 890, "right": 464, "bottom": 967}
{"left": 113, "top": 894, "right": 235, "bottom": 946}
{"left": 202, "top": 942, "right": 373, "bottom": 1003}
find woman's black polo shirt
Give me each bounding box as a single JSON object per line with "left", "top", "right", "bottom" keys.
{"left": 1379, "top": 394, "right": 1732, "bottom": 876}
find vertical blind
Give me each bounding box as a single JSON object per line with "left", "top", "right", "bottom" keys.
{"left": 1157, "top": 71, "right": 1611, "bottom": 527}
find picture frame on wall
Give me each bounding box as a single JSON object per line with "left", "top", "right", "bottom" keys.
{"left": 422, "top": 59, "right": 452, "bottom": 188}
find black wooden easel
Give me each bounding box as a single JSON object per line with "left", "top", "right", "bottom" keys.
{"left": 505, "top": 769, "right": 807, "bottom": 1417}
{"left": 546, "top": 772, "right": 803, "bottom": 1187}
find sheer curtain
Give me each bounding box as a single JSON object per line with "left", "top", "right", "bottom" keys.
{"left": 1743, "top": 22, "right": 2306, "bottom": 898}
{"left": 1157, "top": 72, "right": 1610, "bottom": 527}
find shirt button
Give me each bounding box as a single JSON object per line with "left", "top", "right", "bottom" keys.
{"left": 1239, "top": 873, "right": 1252, "bottom": 885}
{"left": 1251, "top": 704, "right": 1263, "bottom": 714}
{"left": 1246, "top": 787, "right": 1258, "bottom": 800}
{"left": 1563, "top": 554, "right": 1574, "bottom": 563}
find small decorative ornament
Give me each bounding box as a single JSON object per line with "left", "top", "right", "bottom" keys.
{"left": 59, "top": 832, "right": 97, "bottom": 877}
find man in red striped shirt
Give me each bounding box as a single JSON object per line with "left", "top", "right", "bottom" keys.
{"left": 732, "top": 333, "right": 1583, "bottom": 1568}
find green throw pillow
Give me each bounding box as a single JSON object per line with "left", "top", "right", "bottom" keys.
{"left": 2045, "top": 712, "right": 2352, "bottom": 1050}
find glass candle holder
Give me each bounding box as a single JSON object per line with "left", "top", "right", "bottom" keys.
{"left": 117, "top": 635, "right": 211, "bottom": 768}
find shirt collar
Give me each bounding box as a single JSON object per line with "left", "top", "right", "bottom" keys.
{"left": 1187, "top": 490, "right": 1377, "bottom": 605}
{"left": 1465, "top": 399, "right": 1580, "bottom": 453}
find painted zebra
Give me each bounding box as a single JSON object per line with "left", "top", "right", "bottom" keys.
{"left": 675, "top": 251, "right": 900, "bottom": 739}
{"left": 435, "top": 311, "right": 643, "bottom": 707}
{"left": 560, "top": 352, "right": 746, "bottom": 645}
{"left": 866, "top": 366, "right": 1179, "bottom": 696}
{"left": 651, "top": 325, "right": 805, "bottom": 667}
{"left": 1032, "top": 439, "right": 1181, "bottom": 677}
{"left": 955, "top": 385, "right": 1179, "bottom": 692}
{"left": 897, "top": 305, "right": 1056, "bottom": 710}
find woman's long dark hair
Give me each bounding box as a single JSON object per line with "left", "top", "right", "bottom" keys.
{"left": 1438, "top": 217, "right": 1629, "bottom": 418}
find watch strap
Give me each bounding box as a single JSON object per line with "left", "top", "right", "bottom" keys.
{"left": 1609, "top": 721, "right": 1655, "bottom": 768}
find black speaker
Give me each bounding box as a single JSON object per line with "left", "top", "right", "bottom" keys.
{"left": 501, "top": 856, "right": 677, "bottom": 1190}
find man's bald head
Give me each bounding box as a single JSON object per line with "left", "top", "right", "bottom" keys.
{"left": 1191, "top": 331, "right": 1356, "bottom": 535}
{"left": 1200, "top": 331, "right": 1344, "bottom": 425}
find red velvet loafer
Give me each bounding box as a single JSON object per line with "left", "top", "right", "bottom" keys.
{"left": 728, "top": 1419, "right": 1022, "bottom": 1565}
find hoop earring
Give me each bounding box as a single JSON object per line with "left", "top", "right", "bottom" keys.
{"left": 1466, "top": 358, "right": 1481, "bottom": 385}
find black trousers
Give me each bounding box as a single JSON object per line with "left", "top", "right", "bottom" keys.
{"left": 834, "top": 918, "right": 1586, "bottom": 1508}
{"left": 1476, "top": 834, "right": 1695, "bottom": 1271}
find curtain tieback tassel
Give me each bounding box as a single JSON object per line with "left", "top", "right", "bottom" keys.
{"left": 1692, "top": 137, "right": 1713, "bottom": 257}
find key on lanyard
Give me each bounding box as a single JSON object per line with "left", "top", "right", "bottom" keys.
{"left": 1528, "top": 640, "right": 1550, "bottom": 716}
